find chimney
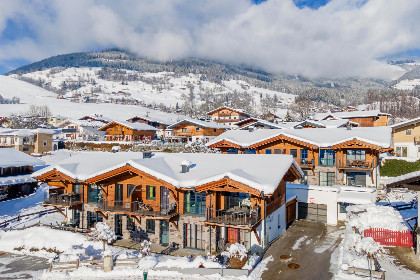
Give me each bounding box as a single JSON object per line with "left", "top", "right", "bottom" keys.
{"left": 346, "top": 122, "right": 352, "bottom": 130}
{"left": 181, "top": 160, "right": 192, "bottom": 173}
{"left": 248, "top": 127, "right": 254, "bottom": 132}
{"left": 143, "top": 152, "right": 153, "bottom": 159}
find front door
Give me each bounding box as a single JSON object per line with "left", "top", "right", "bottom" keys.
{"left": 115, "top": 214, "right": 122, "bottom": 237}
{"left": 115, "top": 184, "right": 123, "bottom": 207}
{"left": 160, "top": 220, "right": 169, "bottom": 246}
{"left": 160, "top": 186, "right": 170, "bottom": 212}
{"left": 227, "top": 227, "right": 239, "bottom": 244}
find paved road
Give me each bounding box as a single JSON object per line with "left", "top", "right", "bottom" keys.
{"left": 0, "top": 251, "right": 49, "bottom": 279}
{"left": 262, "top": 220, "right": 343, "bottom": 280}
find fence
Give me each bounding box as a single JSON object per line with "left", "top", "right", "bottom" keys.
{"left": 0, "top": 208, "right": 60, "bottom": 228}
{"left": 364, "top": 228, "right": 414, "bottom": 248}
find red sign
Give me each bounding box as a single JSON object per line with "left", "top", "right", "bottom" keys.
{"left": 309, "top": 198, "right": 315, "bottom": 203}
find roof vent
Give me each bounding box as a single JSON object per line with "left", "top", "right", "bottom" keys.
{"left": 143, "top": 152, "right": 153, "bottom": 159}
{"left": 346, "top": 122, "right": 352, "bottom": 130}
{"left": 248, "top": 127, "right": 254, "bottom": 132}
{"left": 181, "top": 160, "right": 192, "bottom": 173}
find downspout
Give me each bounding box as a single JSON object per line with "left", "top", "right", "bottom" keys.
{"left": 209, "top": 191, "right": 212, "bottom": 253}
{"left": 262, "top": 191, "right": 266, "bottom": 249}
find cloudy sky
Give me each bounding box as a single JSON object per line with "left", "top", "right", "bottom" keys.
{"left": 0, "top": 0, "right": 419, "bottom": 79}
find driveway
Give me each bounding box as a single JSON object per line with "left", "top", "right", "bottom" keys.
{"left": 0, "top": 251, "right": 49, "bottom": 279}
{"left": 262, "top": 220, "right": 343, "bottom": 280}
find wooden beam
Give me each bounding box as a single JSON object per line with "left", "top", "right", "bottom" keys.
{"left": 170, "top": 220, "right": 179, "bottom": 231}
{"left": 253, "top": 228, "right": 261, "bottom": 245}
{"left": 95, "top": 210, "right": 108, "bottom": 220}
{"left": 132, "top": 215, "right": 141, "bottom": 225}
{"left": 54, "top": 206, "right": 67, "bottom": 218}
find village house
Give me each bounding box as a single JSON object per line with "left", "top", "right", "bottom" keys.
{"left": 0, "top": 148, "right": 44, "bottom": 200}
{"left": 311, "top": 110, "right": 390, "bottom": 127}
{"left": 126, "top": 116, "right": 171, "bottom": 139}
{"left": 34, "top": 152, "right": 302, "bottom": 254}
{"left": 166, "top": 119, "right": 229, "bottom": 143}
{"left": 47, "top": 115, "right": 67, "bottom": 128}
{"left": 98, "top": 120, "right": 158, "bottom": 142}
{"left": 56, "top": 119, "right": 106, "bottom": 141}
{"left": 390, "top": 117, "right": 420, "bottom": 158}
{"left": 207, "top": 106, "right": 252, "bottom": 127}
{"left": 0, "top": 128, "right": 54, "bottom": 154}
{"left": 207, "top": 126, "right": 392, "bottom": 189}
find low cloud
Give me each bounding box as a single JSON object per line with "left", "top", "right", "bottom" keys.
{"left": 0, "top": 0, "right": 419, "bottom": 79}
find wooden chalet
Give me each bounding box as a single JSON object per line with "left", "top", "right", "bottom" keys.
{"left": 207, "top": 107, "right": 251, "bottom": 127}
{"left": 34, "top": 152, "right": 302, "bottom": 253}
{"left": 207, "top": 127, "right": 393, "bottom": 188}
{"left": 312, "top": 110, "right": 390, "bottom": 127}
{"left": 98, "top": 120, "right": 158, "bottom": 142}
{"left": 166, "top": 119, "right": 229, "bottom": 143}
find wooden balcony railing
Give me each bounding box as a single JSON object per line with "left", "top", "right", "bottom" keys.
{"left": 206, "top": 206, "right": 260, "bottom": 228}
{"left": 299, "top": 158, "right": 314, "bottom": 168}
{"left": 44, "top": 194, "right": 82, "bottom": 207}
{"left": 95, "top": 200, "right": 178, "bottom": 218}
{"left": 339, "top": 160, "right": 374, "bottom": 169}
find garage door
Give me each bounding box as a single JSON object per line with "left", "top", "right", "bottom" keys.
{"left": 298, "top": 202, "right": 327, "bottom": 223}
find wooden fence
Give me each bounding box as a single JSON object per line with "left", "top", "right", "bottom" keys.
{"left": 49, "top": 258, "right": 140, "bottom": 272}
{"left": 364, "top": 228, "right": 414, "bottom": 248}
{"left": 0, "top": 208, "right": 60, "bottom": 228}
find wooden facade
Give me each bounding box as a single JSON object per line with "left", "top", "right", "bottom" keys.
{"left": 208, "top": 107, "right": 250, "bottom": 125}
{"left": 98, "top": 121, "right": 156, "bottom": 142}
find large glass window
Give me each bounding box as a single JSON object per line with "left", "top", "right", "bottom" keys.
{"left": 146, "top": 219, "right": 155, "bottom": 234}
{"left": 395, "top": 146, "right": 408, "bottom": 157}
{"left": 243, "top": 149, "right": 256, "bottom": 154}
{"left": 346, "top": 172, "right": 366, "bottom": 187}
{"left": 88, "top": 184, "right": 103, "bottom": 205}
{"left": 184, "top": 223, "right": 205, "bottom": 250}
{"left": 127, "top": 184, "right": 136, "bottom": 198}
{"left": 346, "top": 150, "right": 366, "bottom": 163}
{"left": 300, "top": 149, "right": 308, "bottom": 164}
{"left": 87, "top": 211, "right": 103, "bottom": 228}
{"left": 225, "top": 192, "right": 250, "bottom": 209}
{"left": 73, "top": 184, "right": 82, "bottom": 194}
{"left": 146, "top": 186, "right": 156, "bottom": 200}
{"left": 319, "top": 172, "right": 335, "bottom": 186}
{"left": 184, "top": 191, "right": 206, "bottom": 215}
{"left": 227, "top": 148, "right": 238, "bottom": 154}
{"left": 319, "top": 150, "right": 335, "bottom": 166}
{"left": 126, "top": 216, "right": 136, "bottom": 231}
{"left": 290, "top": 149, "right": 297, "bottom": 158}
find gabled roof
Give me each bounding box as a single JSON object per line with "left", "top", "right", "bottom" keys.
{"left": 207, "top": 127, "right": 392, "bottom": 149}
{"left": 0, "top": 148, "right": 45, "bottom": 168}
{"left": 126, "top": 116, "right": 171, "bottom": 126}
{"left": 234, "top": 117, "right": 259, "bottom": 127}
{"left": 98, "top": 120, "right": 159, "bottom": 131}
{"left": 239, "top": 120, "right": 288, "bottom": 130}
{"left": 294, "top": 119, "right": 359, "bottom": 129}
{"left": 33, "top": 152, "right": 303, "bottom": 195}
{"left": 167, "top": 119, "right": 230, "bottom": 130}
{"left": 207, "top": 106, "right": 251, "bottom": 117}
{"left": 312, "top": 110, "right": 390, "bottom": 121}
{"left": 390, "top": 117, "right": 420, "bottom": 130}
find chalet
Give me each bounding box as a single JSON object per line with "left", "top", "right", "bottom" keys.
{"left": 79, "top": 114, "right": 111, "bottom": 124}
{"left": 390, "top": 117, "right": 420, "bottom": 158}
{"left": 98, "top": 120, "right": 158, "bottom": 142}
{"left": 166, "top": 119, "right": 229, "bottom": 143}
{"left": 293, "top": 120, "right": 359, "bottom": 129}
{"left": 47, "top": 115, "right": 67, "bottom": 128}
{"left": 126, "top": 116, "right": 171, "bottom": 138}
{"left": 33, "top": 152, "right": 302, "bottom": 253}
{"left": 0, "top": 128, "right": 54, "bottom": 154}
{"left": 0, "top": 148, "right": 44, "bottom": 199}
{"left": 207, "top": 107, "right": 251, "bottom": 127}
{"left": 57, "top": 119, "right": 106, "bottom": 141}
{"left": 311, "top": 110, "right": 390, "bottom": 127}
{"left": 207, "top": 127, "right": 392, "bottom": 188}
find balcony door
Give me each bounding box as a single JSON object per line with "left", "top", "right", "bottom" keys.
{"left": 115, "top": 214, "right": 123, "bottom": 237}
{"left": 160, "top": 186, "right": 170, "bottom": 212}
{"left": 115, "top": 184, "right": 123, "bottom": 207}
{"left": 347, "top": 172, "right": 366, "bottom": 187}
{"left": 160, "top": 221, "right": 169, "bottom": 246}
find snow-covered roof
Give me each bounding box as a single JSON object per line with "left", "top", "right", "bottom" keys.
{"left": 0, "top": 174, "right": 36, "bottom": 186}
{"left": 33, "top": 152, "right": 302, "bottom": 194}
{"left": 239, "top": 120, "right": 287, "bottom": 130}
{"left": 0, "top": 129, "right": 34, "bottom": 137}
{"left": 31, "top": 128, "right": 55, "bottom": 134}
{"left": 312, "top": 110, "right": 390, "bottom": 121}
{"left": 167, "top": 119, "right": 230, "bottom": 129}
{"left": 294, "top": 119, "right": 358, "bottom": 129}
{"left": 337, "top": 187, "right": 376, "bottom": 204}
{"left": 0, "top": 148, "right": 45, "bottom": 168}
{"left": 383, "top": 170, "right": 420, "bottom": 187}
{"left": 127, "top": 115, "right": 172, "bottom": 126}
{"left": 98, "top": 120, "right": 159, "bottom": 131}
{"left": 207, "top": 127, "right": 392, "bottom": 149}
{"left": 390, "top": 117, "right": 420, "bottom": 130}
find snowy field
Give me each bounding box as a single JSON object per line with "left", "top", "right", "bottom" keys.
{"left": 393, "top": 79, "right": 420, "bottom": 90}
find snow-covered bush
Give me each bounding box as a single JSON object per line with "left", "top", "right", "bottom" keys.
{"left": 221, "top": 243, "right": 248, "bottom": 269}
{"left": 87, "top": 222, "right": 116, "bottom": 251}
{"left": 183, "top": 140, "right": 220, "bottom": 153}
{"left": 139, "top": 240, "right": 151, "bottom": 257}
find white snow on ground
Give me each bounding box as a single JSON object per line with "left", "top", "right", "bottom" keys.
{"left": 380, "top": 155, "right": 418, "bottom": 163}
{"left": 384, "top": 189, "right": 417, "bottom": 204}
{"left": 393, "top": 79, "right": 420, "bottom": 90}
{"left": 292, "top": 236, "right": 307, "bottom": 250}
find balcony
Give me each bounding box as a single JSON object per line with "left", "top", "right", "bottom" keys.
{"left": 205, "top": 205, "right": 261, "bottom": 228}
{"left": 43, "top": 194, "right": 81, "bottom": 207}
{"left": 299, "top": 158, "right": 314, "bottom": 168}
{"left": 339, "top": 160, "right": 374, "bottom": 170}
{"left": 172, "top": 132, "right": 192, "bottom": 137}
{"left": 95, "top": 200, "right": 178, "bottom": 219}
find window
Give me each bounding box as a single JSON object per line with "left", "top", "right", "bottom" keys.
{"left": 227, "top": 148, "right": 238, "bottom": 154}
{"left": 88, "top": 184, "right": 103, "bottom": 205}
{"left": 146, "top": 219, "right": 155, "bottom": 234}
{"left": 243, "top": 148, "right": 256, "bottom": 154}
{"left": 73, "top": 184, "right": 82, "bottom": 194}
{"left": 184, "top": 223, "right": 205, "bottom": 250}
{"left": 300, "top": 149, "right": 308, "bottom": 164}
{"left": 300, "top": 171, "right": 308, "bottom": 184}
{"left": 290, "top": 149, "right": 297, "bottom": 158}
{"left": 214, "top": 129, "right": 216, "bottom": 132}
{"left": 395, "top": 146, "right": 408, "bottom": 157}
{"left": 319, "top": 150, "right": 335, "bottom": 166}
{"left": 114, "top": 127, "right": 118, "bottom": 131}
{"left": 406, "top": 129, "right": 412, "bottom": 136}
{"left": 23, "top": 147, "right": 29, "bottom": 152}
{"left": 265, "top": 149, "right": 272, "bottom": 154}
{"left": 127, "top": 184, "right": 136, "bottom": 198}
{"left": 43, "top": 140, "right": 48, "bottom": 146}
{"left": 146, "top": 186, "right": 156, "bottom": 200}
{"left": 126, "top": 216, "right": 135, "bottom": 231}
{"left": 274, "top": 149, "right": 282, "bottom": 154}
{"left": 184, "top": 191, "right": 206, "bottom": 215}
{"left": 319, "top": 172, "right": 335, "bottom": 186}
{"left": 278, "top": 214, "right": 281, "bottom": 229}
{"left": 339, "top": 202, "right": 352, "bottom": 213}
{"left": 196, "top": 127, "right": 199, "bottom": 132}
{"left": 346, "top": 150, "right": 366, "bottom": 163}
{"left": 87, "top": 211, "right": 103, "bottom": 228}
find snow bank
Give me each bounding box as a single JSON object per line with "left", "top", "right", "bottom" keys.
{"left": 155, "top": 255, "right": 222, "bottom": 269}
{"left": 222, "top": 243, "right": 248, "bottom": 261}
{"left": 385, "top": 190, "right": 417, "bottom": 203}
